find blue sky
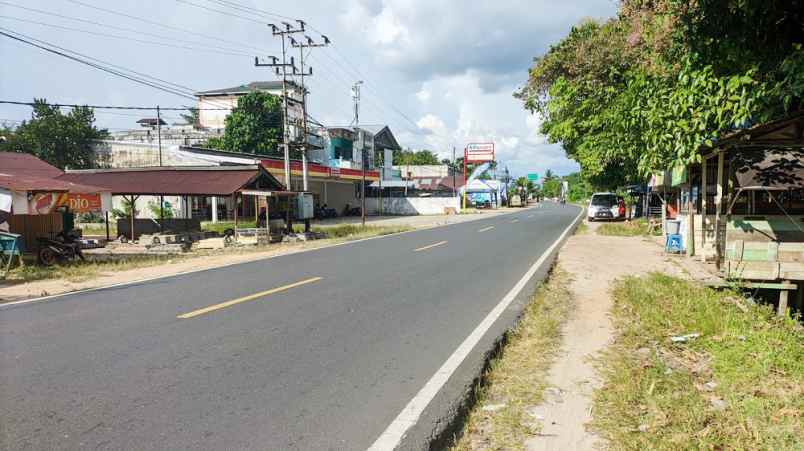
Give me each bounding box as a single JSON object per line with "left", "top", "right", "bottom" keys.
{"left": 0, "top": 0, "right": 617, "bottom": 177}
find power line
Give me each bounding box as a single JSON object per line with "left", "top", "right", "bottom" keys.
{"left": 204, "top": 0, "right": 296, "bottom": 21}
{"left": 0, "top": 100, "right": 230, "bottom": 111}
{"left": 64, "top": 0, "right": 267, "bottom": 53}
{"left": 0, "top": 28, "right": 242, "bottom": 111}
{"left": 174, "top": 0, "right": 266, "bottom": 25}
{"left": 0, "top": 28, "right": 197, "bottom": 100}
{"left": 0, "top": 15, "right": 253, "bottom": 57}
{"left": 0, "top": 1, "right": 258, "bottom": 55}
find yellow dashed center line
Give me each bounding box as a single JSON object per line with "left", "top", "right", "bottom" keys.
{"left": 478, "top": 226, "right": 495, "bottom": 233}
{"left": 413, "top": 240, "right": 448, "bottom": 252}
{"left": 177, "top": 277, "right": 323, "bottom": 319}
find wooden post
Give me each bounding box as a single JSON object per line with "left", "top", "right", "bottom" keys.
{"left": 129, "top": 195, "right": 138, "bottom": 242}
{"left": 778, "top": 282, "right": 790, "bottom": 316}
{"left": 687, "top": 186, "right": 695, "bottom": 257}
{"left": 105, "top": 210, "right": 110, "bottom": 241}
{"left": 701, "top": 157, "right": 708, "bottom": 249}
{"left": 714, "top": 152, "right": 725, "bottom": 270}
{"left": 233, "top": 193, "right": 238, "bottom": 242}
{"left": 796, "top": 284, "right": 803, "bottom": 314}
{"left": 265, "top": 195, "right": 271, "bottom": 242}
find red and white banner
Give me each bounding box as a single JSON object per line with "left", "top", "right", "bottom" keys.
{"left": 465, "top": 143, "right": 495, "bottom": 163}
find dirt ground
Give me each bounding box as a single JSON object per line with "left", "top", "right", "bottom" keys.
{"left": 524, "top": 220, "right": 702, "bottom": 450}
{"left": 0, "top": 208, "right": 523, "bottom": 303}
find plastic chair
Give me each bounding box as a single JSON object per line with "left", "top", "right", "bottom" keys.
{"left": 665, "top": 233, "right": 683, "bottom": 254}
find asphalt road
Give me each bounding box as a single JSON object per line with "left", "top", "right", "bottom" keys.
{"left": 0, "top": 202, "right": 581, "bottom": 451}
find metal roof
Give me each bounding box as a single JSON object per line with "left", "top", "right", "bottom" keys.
{"left": 59, "top": 165, "right": 285, "bottom": 196}
{"left": 194, "top": 81, "right": 300, "bottom": 97}
{"left": 0, "top": 173, "right": 108, "bottom": 193}
{"left": 0, "top": 152, "right": 64, "bottom": 179}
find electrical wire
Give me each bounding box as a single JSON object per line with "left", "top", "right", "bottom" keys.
{"left": 0, "top": 15, "right": 253, "bottom": 57}
{"left": 64, "top": 0, "right": 267, "bottom": 53}
{"left": 0, "top": 100, "right": 230, "bottom": 111}
{"left": 0, "top": 1, "right": 258, "bottom": 55}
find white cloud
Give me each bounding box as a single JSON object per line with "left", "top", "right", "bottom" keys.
{"left": 415, "top": 86, "right": 431, "bottom": 103}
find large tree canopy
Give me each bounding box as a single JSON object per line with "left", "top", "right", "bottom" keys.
{"left": 392, "top": 149, "right": 441, "bottom": 165}
{"left": 518, "top": 0, "right": 804, "bottom": 188}
{"left": 207, "top": 91, "right": 286, "bottom": 156}
{"left": 0, "top": 99, "right": 108, "bottom": 169}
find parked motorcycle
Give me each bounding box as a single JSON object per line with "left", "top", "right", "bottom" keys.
{"left": 36, "top": 230, "right": 85, "bottom": 266}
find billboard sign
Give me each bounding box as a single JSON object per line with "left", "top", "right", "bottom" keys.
{"left": 465, "top": 143, "right": 495, "bottom": 163}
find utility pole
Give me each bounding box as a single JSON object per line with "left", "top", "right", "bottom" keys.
{"left": 156, "top": 105, "right": 163, "bottom": 166}
{"left": 290, "top": 28, "right": 330, "bottom": 192}
{"left": 157, "top": 105, "right": 164, "bottom": 227}
{"left": 452, "top": 146, "right": 457, "bottom": 198}
{"left": 290, "top": 28, "right": 330, "bottom": 233}
{"left": 256, "top": 21, "right": 304, "bottom": 231}
{"left": 352, "top": 80, "right": 365, "bottom": 226}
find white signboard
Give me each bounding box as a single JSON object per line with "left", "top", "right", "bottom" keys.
{"left": 466, "top": 143, "right": 495, "bottom": 163}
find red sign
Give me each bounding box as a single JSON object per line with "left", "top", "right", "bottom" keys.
{"left": 330, "top": 167, "right": 341, "bottom": 178}
{"left": 466, "top": 143, "right": 495, "bottom": 163}
{"left": 62, "top": 193, "right": 103, "bottom": 213}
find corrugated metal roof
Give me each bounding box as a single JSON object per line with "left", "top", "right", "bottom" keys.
{"left": 0, "top": 173, "right": 109, "bottom": 193}
{"left": 194, "top": 81, "right": 299, "bottom": 97}
{"left": 59, "top": 165, "right": 284, "bottom": 196}
{"left": 0, "top": 152, "right": 64, "bottom": 178}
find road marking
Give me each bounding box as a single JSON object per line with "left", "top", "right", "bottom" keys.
{"left": 477, "top": 226, "right": 495, "bottom": 233}
{"left": 176, "top": 277, "right": 322, "bottom": 319}
{"left": 511, "top": 219, "right": 520, "bottom": 223}
{"left": 0, "top": 205, "right": 537, "bottom": 310}
{"left": 527, "top": 214, "right": 535, "bottom": 218}
{"left": 413, "top": 240, "right": 448, "bottom": 252}
{"left": 368, "top": 208, "right": 584, "bottom": 451}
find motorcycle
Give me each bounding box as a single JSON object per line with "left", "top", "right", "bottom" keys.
{"left": 36, "top": 230, "right": 85, "bottom": 266}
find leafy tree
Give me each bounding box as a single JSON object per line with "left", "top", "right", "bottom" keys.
{"left": 518, "top": 1, "right": 804, "bottom": 187}
{"left": 180, "top": 107, "right": 200, "bottom": 129}
{"left": 207, "top": 91, "right": 286, "bottom": 156}
{"left": 542, "top": 178, "right": 563, "bottom": 199}
{"left": 392, "top": 148, "right": 441, "bottom": 165}
{"left": 0, "top": 99, "right": 108, "bottom": 169}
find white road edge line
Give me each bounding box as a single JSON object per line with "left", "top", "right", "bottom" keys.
{"left": 0, "top": 206, "right": 539, "bottom": 310}
{"left": 367, "top": 207, "right": 583, "bottom": 451}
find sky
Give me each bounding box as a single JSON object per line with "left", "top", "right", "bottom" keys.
{"left": 0, "top": 0, "right": 617, "bottom": 178}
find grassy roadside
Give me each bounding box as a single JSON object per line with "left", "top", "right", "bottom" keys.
{"left": 592, "top": 273, "right": 804, "bottom": 450}
{"left": 2, "top": 224, "right": 412, "bottom": 284}
{"left": 450, "top": 267, "right": 573, "bottom": 450}
{"left": 596, "top": 218, "right": 660, "bottom": 237}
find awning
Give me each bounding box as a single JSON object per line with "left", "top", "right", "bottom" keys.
{"left": 59, "top": 165, "right": 284, "bottom": 196}
{"left": 732, "top": 148, "right": 804, "bottom": 190}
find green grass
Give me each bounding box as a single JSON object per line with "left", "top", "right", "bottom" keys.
{"left": 451, "top": 267, "right": 573, "bottom": 450}
{"left": 293, "top": 223, "right": 412, "bottom": 238}
{"left": 596, "top": 218, "right": 659, "bottom": 237}
{"left": 4, "top": 255, "right": 183, "bottom": 284}
{"left": 201, "top": 220, "right": 257, "bottom": 235}
{"left": 592, "top": 273, "right": 804, "bottom": 450}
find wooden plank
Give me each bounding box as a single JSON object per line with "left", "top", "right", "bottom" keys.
{"left": 727, "top": 261, "right": 780, "bottom": 280}
{"left": 705, "top": 281, "right": 798, "bottom": 290}
{"left": 778, "top": 283, "right": 789, "bottom": 316}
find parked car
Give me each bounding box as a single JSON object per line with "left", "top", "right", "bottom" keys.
{"left": 587, "top": 193, "right": 622, "bottom": 221}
